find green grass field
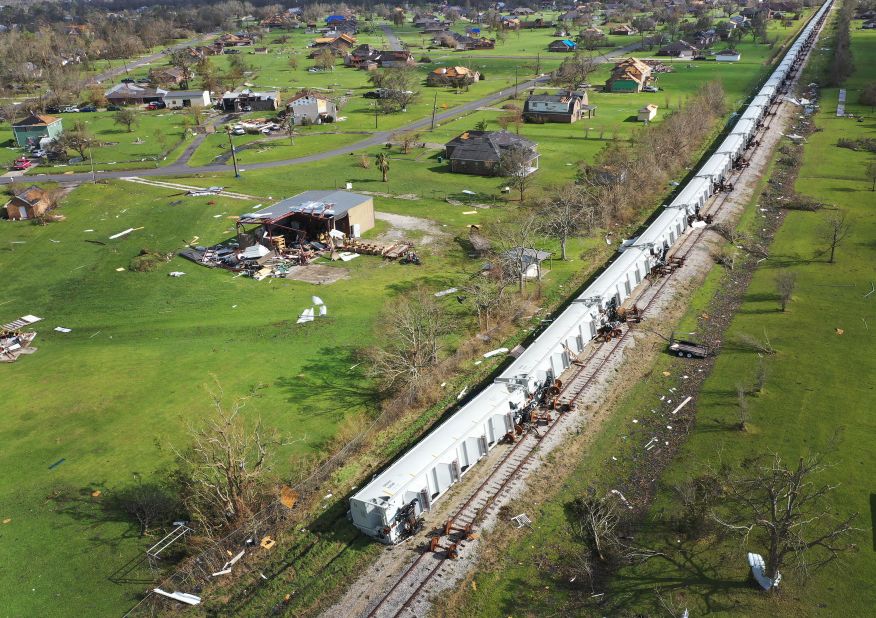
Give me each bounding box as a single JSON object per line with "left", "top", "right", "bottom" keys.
{"left": 445, "top": 17, "right": 876, "bottom": 618}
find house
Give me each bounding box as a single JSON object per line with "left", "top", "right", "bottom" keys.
{"left": 715, "top": 49, "right": 742, "bottom": 62}
{"left": 444, "top": 130, "right": 539, "bottom": 176}
{"left": 252, "top": 47, "right": 269, "bottom": 54}
{"left": 610, "top": 24, "right": 638, "bottom": 35}
{"left": 216, "top": 33, "right": 254, "bottom": 47}
{"left": 149, "top": 66, "right": 189, "bottom": 87}
{"left": 261, "top": 13, "right": 296, "bottom": 29}
{"left": 427, "top": 66, "right": 480, "bottom": 86}
{"left": 163, "top": 90, "right": 212, "bottom": 108}
{"left": 11, "top": 113, "right": 63, "bottom": 148}
{"left": 375, "top": 50, "right": 415, "bottom": 68}
{"left": 286, "top": 92, "right": 338, "bottom": 125}
{"left": 105, "top": 82, "right": 168, "bottom": 105}
{"left": 658, "top": 40, "right": 699, "bottom": 58}
{"left": 512, "top": 7, "right": 536, "bottom": 15}
{"left": 311, "top": 33, "right": 357, "bottom": 54}
{"left": 524, "top": 90, "right": 592, "bottom": 123}
{"left": 605, "top": 57, "right": 653, "bottom": 93}
{"left": 501, "top": 16, "right": 521, "bottom": 29}
{"left": 4, "top": 185, "right": 52, "bottom": 221}
{"left": 220, "top": 89, "right": 280, "bottom": 112}
{"left": 521, "top": 17, "right": 551, "bottom": 29}
{"left": 236, "top": 190, "right": 374, "bottom": 245}
{"left": 638, "top": 103, "right": 658, "bottom": 122}
{"left": 548, "top": 39, "right": 578, "bottom": 52}
{"left": 728, "top": 15, "right": 748, "bottom": 27}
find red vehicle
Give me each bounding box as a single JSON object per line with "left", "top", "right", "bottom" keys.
{"left": 145, "top": 103, "right": 158, "bottom": 110}
{"left": 11, "top": 157, "right": 32, "bottom": 170}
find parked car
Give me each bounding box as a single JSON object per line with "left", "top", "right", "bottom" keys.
{"left": 45, "top": 105, "right": 61, "bottom": 114}
{"left": 121, "top": 78, "right": 135, "bottom": 83}
{"left": 107, "top": 104, "right": 122, "bottom": 111}
{"left": 363, "top": 90, "right": 380, "bottom": 99}
{"left": 11, "top": 157, "right": 32, "bottom": 170}
{"left": 232, "top": 126, "right": 246, "bottom": 135}
{"left": 643, "top": 85, "right": 659, "bottom": 93}
{"left": 79, "top": 105, "right": 97, "bottom": 112}
{"left": 62, "top": 106, "right": 80, "bottom": 113}
{"left": 145, "top": 101, "right": 166, "bottom": 110}
{"left": 242, "top": 105, "right": 252, "bottom": 112}
{"left": 31, "top": 149, "right": 47, "bottom": 158}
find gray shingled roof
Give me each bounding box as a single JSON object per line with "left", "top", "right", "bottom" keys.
{"left": 241, "top": 190, "right": 370, "bottom": 221}
{"left": 445, "top": 131, "right": 537, "bottom": 163}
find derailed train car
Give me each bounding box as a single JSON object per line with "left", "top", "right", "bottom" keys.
{"left": 349, "top": 0, "right": 833, "bottom": 544}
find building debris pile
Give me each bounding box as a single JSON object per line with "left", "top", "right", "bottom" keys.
{"left": 1, "top": 315, "right": 41, "bottom": 363}
{"left": 642, "top": 59, "right": 674, "bottom": 73}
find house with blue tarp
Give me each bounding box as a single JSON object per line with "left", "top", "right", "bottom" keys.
{"left": 548, "top": 39, "right": 577, "bottom": 52}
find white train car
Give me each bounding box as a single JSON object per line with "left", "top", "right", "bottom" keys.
{"left": 349, "top": 0, "right": 832, "bottom": 543}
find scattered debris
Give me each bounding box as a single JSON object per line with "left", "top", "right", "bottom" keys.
{"left": 483, "top": 347, "right": 509, "bottom": 358}
{"left": 260, "top": 536, "right": 276, "bottom": 550}
{"left": 435, "top": 287, "right": 459, "bottom": 298}
{"left": 510, "top": 513, "right": 532, "bottom": 528}
{"left": 153, "top": 589, "right": 201, "bottom": 606}
{"left": 109, "top": 227, "right": 143, "bottom": 240}
{"left": 168, "top": 272, "right": 186, "bottom": 277}
{"left": 748, "top": 552, "right": 781, "bottom": 591}
{"left": 54, "top": 327, "right": 72, "bottom": 333}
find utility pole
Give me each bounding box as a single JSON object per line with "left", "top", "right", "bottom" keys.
{"left": 226, "top": 127, "right": 240, "bottom": 178}
{"left": 89, "top": 143, "right": 96, "bottom": 184}
{"left": 514, "top": 65, "right": 519, "bottom": 98}
{"left": 430, "top": 91, "right": 438, "bottom": 130}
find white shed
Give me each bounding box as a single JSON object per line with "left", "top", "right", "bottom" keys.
{"left": 162, "top": 90, "right": 211, "bottom": 108}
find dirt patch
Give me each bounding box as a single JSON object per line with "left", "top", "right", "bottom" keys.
{"left": 283, "top": 264, "right": 349, "bottom": 284}
{"left": 375, "top": 211, "right": 447, "bottom": 246}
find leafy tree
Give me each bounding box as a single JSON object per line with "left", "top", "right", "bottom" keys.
{"left": 375, "top": 152, "right": 390, "bottom": 182}
{"left": 113, "top": 107, "right": 138, "bottom": 133}
{"left": 774, "top": 270, "right": 797, "bottom": 312}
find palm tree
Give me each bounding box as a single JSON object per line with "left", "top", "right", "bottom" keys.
{"left": 376, "top": 152, "right": 390, "bottom": 182}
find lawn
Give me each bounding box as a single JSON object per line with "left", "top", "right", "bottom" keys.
{"left": 443, "top": 16, "right": 876, "bottom": 618}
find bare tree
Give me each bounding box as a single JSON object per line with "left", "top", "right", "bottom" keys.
{"left": 536, "top": 184, "right": 592, "bottom": 260}
{"left": 58, "top": 121, "right": 96, "bottom": 161}
{"left": 816, "top": 211, "right": 852, "bottom": 264}
{"left": 365, "top": 289, "right": 449, "bottom": 403}
{"left": 713, "top": 454, "right": 859, "bottom": 588}
{"left": 172, "top": 390, "right": 281, "bottom": 535}
{"left": 866, "top": 160, "right": 876, "bottom": 192}
{"left": 391, "top": 130, "right": 421, "bottom": 154}
{"left": 736, "top": 383, "right": 749, "bottom": 431}
{"left": 493, "top": 215, "right": 545, "bottom": 293}
{"left": 552, "top": 52, "right": 597, "bottom": 91}
{"left": 774, "top": 270, "right": 796, "bottom": 312}
{"left": 499, "top": 145, "right": 537, "bottom": 202}
{"left": 460, "top": 274, "right": 513, "bottom": 332}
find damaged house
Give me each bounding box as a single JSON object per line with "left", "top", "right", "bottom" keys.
{"left": 4, "top": 185, "right": 52, "bottom": 221}
{"left": 220, "top": 89, "right": 280, "bottom": 112}
{"left": 286, "top": 92, "right": 338, "bottom": 124}
{"left": 184, "top": 191, "right": 375, "bottom": 276}
{"left": 427, "top": 66, "right": 480, "bottom": 86}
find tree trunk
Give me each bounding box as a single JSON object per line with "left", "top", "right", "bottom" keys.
{"left": 561, "top": 236, "right": 567, "bottom": 260}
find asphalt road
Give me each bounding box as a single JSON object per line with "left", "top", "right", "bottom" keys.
{"left": 86, "top": 33, "right": 216, "bottom": 85}
{"left": 7, "top": 43, "right": 640, "bottom": 186}
{"left": 381, "top": 25, "right": 404, "bottom": 52}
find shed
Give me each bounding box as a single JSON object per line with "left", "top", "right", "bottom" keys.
{"left": 501, "top": 248, "right": 552, "bottom": 279}
{"left": 4, "top": 185, "right": 51, "bottom": 221}
{"left": 163, "top": 90, "right": 211, "bottom": 108}
{"left": 11, "top": 113, "right": 63, "bottom": 148}
{"left": 638, "top": 104, "right": 658, "bottom": 122}
{"left": 715, "top": 49, "right": 741, "bottom": 62}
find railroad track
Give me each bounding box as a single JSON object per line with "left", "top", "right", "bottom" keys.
{"left": 555, "top": 47, "right": 809, "bottom": 410}
{"left": 361, "top": 70, "right": 814, "bottom": 618}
